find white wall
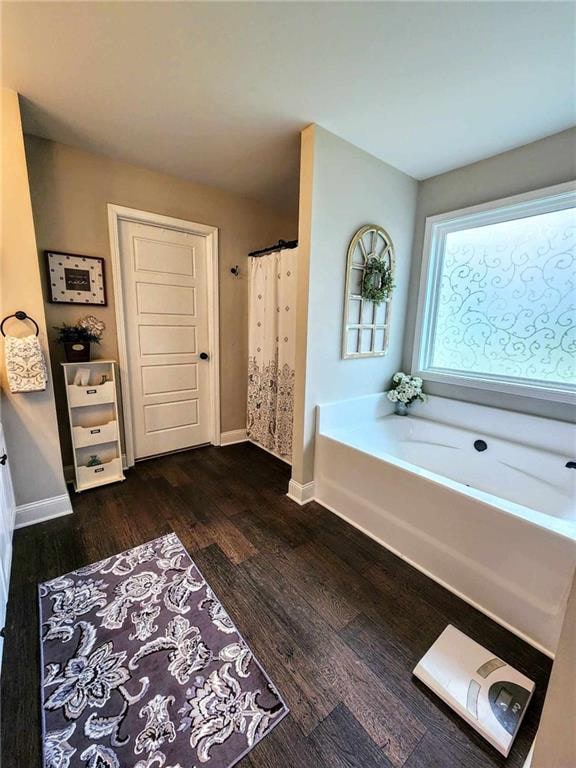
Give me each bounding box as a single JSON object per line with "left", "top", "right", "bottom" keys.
{"left": 292, "top": 125, "right": 418, "bottom": 486}
{"left": 532, "top": 570, "right": 576, "bottom": 767}
{"left": 0, "top": 90, "right": 70, "bottom": 513}
{"left": 403, "top": 127, "right": 576, "bottom": 422}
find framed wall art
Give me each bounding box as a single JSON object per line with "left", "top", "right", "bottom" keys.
{"left": 342, "top": 224, "right": 395, "bottom": 359}
{"left": 45, "top": 251, "right": 107, "bottom": 305}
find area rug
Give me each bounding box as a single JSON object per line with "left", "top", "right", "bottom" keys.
{"left": 39, "top": 532, "right": 288, "bottom": 768}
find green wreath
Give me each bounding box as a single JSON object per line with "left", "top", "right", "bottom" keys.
{"left": 362, "top": 257, "right": 394, "bottom": 305}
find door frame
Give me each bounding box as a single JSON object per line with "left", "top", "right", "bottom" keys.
{"left": 107, "top": 204, "right": 221, "bottom": 467}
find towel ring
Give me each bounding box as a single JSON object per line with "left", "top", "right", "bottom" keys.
{"left": 0, "top": 311, "right": 40, "bottom": 337}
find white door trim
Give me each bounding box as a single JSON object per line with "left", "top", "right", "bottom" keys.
{"left": 107, "top": 204, "right": 221, "bottom": 467}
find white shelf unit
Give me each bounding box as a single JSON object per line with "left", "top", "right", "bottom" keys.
{"left": 62, "top": 360, "right": 125, "bottom": 492}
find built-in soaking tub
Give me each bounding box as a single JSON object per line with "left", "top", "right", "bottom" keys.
{"left": 315, "top": 394, "right": 576, "bottom": 655}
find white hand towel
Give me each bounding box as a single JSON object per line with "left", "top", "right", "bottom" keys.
{"left": 4, "top": 335, "right": 48, "bottom": 392}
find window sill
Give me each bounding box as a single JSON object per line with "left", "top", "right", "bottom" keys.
{"left": 415, "top": 368, "right": 575, "bottom": 405}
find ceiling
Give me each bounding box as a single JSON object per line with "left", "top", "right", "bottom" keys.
{"left": 2, "top": 2, "right": 575, "bottom": 212}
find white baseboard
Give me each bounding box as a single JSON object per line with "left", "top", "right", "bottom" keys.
{"left": 15, "top": 493, "right": 73, "bottom": 529}
{"left": 287, "top": 479, "right": 316, "bottom": 505}
{"left": 220, "top": 429, "right": 248, "bottom": 446}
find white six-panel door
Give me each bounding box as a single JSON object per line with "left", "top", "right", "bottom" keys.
{"left": 119, "top": 220, "right": 213, "bottom": 459}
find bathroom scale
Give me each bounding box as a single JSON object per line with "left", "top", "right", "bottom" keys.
{"left": 413, "top": 625, "right": 534, "bottom": 756}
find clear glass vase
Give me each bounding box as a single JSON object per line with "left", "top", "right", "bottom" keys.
{"left": 395, "top": 401, "right": 408, "bottom": 416}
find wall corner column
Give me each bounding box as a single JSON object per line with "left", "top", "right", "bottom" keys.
{"left": 290, "top": 124, "right": 316, "bottom": 492}
{"left": 1, "top": 88, "right": 71, "bottom": 522}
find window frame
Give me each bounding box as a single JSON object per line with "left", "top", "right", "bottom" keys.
{"left": 412, "top": 181, "right": 576, "bottom": 404}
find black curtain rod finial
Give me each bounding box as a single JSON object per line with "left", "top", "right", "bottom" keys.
{"left": 248, "top": 239, "right": 298, "bottom": 258}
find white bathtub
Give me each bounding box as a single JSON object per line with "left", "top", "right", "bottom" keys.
{"left": 315, "top": 394, "right": 576, "bottom": 655}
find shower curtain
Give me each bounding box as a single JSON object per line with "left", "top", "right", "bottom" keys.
{"left": 247, "top": 247, "right": 297, "bottom": 460}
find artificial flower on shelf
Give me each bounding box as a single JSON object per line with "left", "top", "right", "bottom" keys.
{"left": 54, "top": 315, "right": 105, "bottom": 363}
{"left": 387, "top": 371, "right": 426, "bottom": 415}
{"left": 77, "top": 315, "right": 105, "bottom": 339}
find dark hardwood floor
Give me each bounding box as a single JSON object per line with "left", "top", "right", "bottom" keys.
{"left": 2, "top": 442, "right": 551, "bottom": 767}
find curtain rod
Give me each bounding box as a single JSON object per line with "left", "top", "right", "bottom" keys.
{"left": 248, "top": 239, "right": 298, "bottom": 258}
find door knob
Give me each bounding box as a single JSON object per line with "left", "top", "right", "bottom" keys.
{"left": 0, "top": 454, "right": 6, "bottom": 466}
{"left": 199, "top": 352, "right": 209, "bottom": 360}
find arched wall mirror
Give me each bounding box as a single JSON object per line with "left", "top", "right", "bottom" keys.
{"left": 342, "top": 224, "right": 395, "bottom": 359}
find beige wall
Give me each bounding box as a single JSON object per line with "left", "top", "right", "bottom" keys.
{"left": 531, "top": 570, "right": 576, "bottom": 767}
{"left": 1, "top": 91, "right": 68, "bottom": 507}
{"left": 292, "top": 125, "right": 418, "bottom": 485}
{"left": 24, "top": 136, "right": 296, "bottom": 467}
{"left": 403, "top": 127, "right": 576, "bottom": 422}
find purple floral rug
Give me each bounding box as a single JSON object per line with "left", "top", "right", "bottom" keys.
{"left": 39, "top": 533, "right": 288, "bottom": 768}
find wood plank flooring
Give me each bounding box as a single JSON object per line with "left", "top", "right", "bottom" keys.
{"left": 1, "top": 443, "right": 551, "bottom": 767}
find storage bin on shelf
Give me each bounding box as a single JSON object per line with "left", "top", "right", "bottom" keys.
{"left": 72, "top": 420, "right": 118, "bottom": 448}
{"left": 66, "top": 380, "right": 115, "bottom": 407}
{"left": 76, "top": 458, "right": 123, "bottom": 490}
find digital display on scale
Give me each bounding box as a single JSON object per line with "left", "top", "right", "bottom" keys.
{"left": 495, "top": 688, "right": 513, "bottom": 710}
{"left": 489, "top": 681, "right": 529, "bottom": 735}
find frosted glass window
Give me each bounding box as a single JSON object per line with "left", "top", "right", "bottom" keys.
{"left": 414, "top": 185, "right": 576, "bottom": 401}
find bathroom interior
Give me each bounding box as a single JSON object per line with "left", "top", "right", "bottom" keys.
{"left": 0, "top": 3, "right": 575, "bottom": 768}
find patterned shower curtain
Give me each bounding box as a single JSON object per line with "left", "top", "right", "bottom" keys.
{"left": 247, "top": 248, "right": 297, "bottom": 460}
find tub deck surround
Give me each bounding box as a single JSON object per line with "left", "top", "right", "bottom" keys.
{"left": 2, "top": 443, "right": 549, "bottom": 768}
{"left": 321, "top": 408, "right": 576, "bottom": 536}
{"left": 315, "top": 394, "right": 576, "bottom": 655}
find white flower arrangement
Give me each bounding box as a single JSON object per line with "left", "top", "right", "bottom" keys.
{"left": 387, "top": 371, "right": 425, "bottom": 405}
{"left": 77, "top": 315, "right": 105, "bottom": 339}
